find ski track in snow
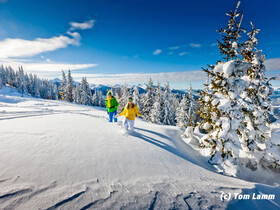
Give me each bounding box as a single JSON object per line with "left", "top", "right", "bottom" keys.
{"left": 0, "top": 87, "right": 280, "bottom": 209}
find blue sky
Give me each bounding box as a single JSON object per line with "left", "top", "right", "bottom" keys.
{"left": 0, "top": 0, "right": 279, "bottom": 89}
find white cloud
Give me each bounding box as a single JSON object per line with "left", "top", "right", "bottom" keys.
{"left": 190, "top": 43, "right": 201, "bottom": 48}
{"left": 169, "top": 46, "right": 180, "bottom": 50}
{"left": 153, "top": 49, "right": 162, "bottom": 55}
{"left": 46, "top": 58, "right": 51, "bottom": 62}
{"left": 0, "top": 59, "right": 97, "bottom": 77}
{"left": 179, "top": 52, "right": 189, "bottom": 56}
{"left": 69, "top": 19, "right": 95, "bottom": 31}
{"left": 71, "top": 70, "right": 206, "bottom": 85}
{"left": 265, "top": 58, "right": 280, "bottom": 71}
{"left": 23, "top": 63, "right": 97, "bottom": 73}
{"left": 0, "top": 33, "right": 81, "bottom": 59}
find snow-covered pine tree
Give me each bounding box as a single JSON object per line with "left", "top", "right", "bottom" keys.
{"left": 241, "top": 22, "right": 273, "bottom": 148}
{"left": 141, "top": 78, "right": 155, "bottom": 121}
{"left": 150, "top": 82, "right": 164, "bottom": 124}
{"left": 32, "top": 75, "right": 41, "bottom": 98}
{"left": 74, "top": 83, "right": 82, "bottom": 104}
{"left": 238, "top": 22, "right": 277, "bottom": 170}
{"left": 92, "top": 88, "right": 97, "bottom": 106}
{"left": 176, "top": 94, "right": 188, "bottom": 128}
{"left": 24, "top": 73, "right": 31, "bottom": 95}
{"left": 17, "top": 66, "right": 27, "bottom": 97}
{"left": 28, "top": 73, "right": 34, "bottom": 96}
{"left": 97, "top": 90, "right": 105, "bottom": 107}
{"left": 172, "top": 94, "right": 180, "bottom": 125}
{"left": 162, "top": 82, "right": 175, "bottom": 125}
{"left": 7, "top": 66, "right": 16, "bottom": 87}
{"left": 181, "top": 85, "right": 200, "bottom": 138}
{"left": 196, "top": 1, "right": 254, "bottom": 172}
{"left": 64, "top": 70, "right": 74, "bottom": 102}
{"left": 186, "top": 85, "right": 199, "bottom": 127}
{"left": 0, "top": 65, "right": 7, "bottom": 87}
{"left": 80, "top": 77, "right": 92, "bottom": 105}
{"left": 60, "top": 70, "right": 67, "bottom": 99}
{"left": 133, "top": 85, "right": 143, "bottom": 112}
{"left": 118, "top": 84, "right": 129, "bottom": 112}
{"left": 0, "top": 67, "right": 3, "bottom": 89}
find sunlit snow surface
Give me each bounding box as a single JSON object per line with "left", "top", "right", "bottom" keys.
{"left": 0, "top": 86, "right": 279, "bottom": 209}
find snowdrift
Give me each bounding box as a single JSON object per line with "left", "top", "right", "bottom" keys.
{"left": 0, "top": 86, "right": 279, "bottom": 209}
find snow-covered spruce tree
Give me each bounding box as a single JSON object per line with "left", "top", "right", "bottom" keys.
{"left": 196, "top": 1, "right": 257, "bottom": 173}
{"left": 27, "top": 73, "right": 34, "bottom": 95}
{"left": 187, "top": 85, "right": 199, "bottom": 126}
{"left": 0, "top": 65, "right": 7, "bottom": 87}
{"left": 181, "top": 85, "right": 201, "bottom": 138}
{"left": 238, "top": 22, "right": 277, "bottom": 170}
{"left": 150, "top": 82, "right": 164, "bottom": 124}
{"left": 7, "top": 66, "right": 16, "bottom": 86}
{"left": 172, "top": 94, "right": 180, "bottom": 125}
{"left": 133, "top": 85, "right": 143, "bottom": 112}
{"left": 92, "top": 88, "right": 97, "bottom": 106}
{"left": 74, "top": 83, "right": 81, "bottom": 104}
{"left": 97, "top": 90, "right": 105, "bottom": 107}
{"left": 80, "top": 77, "right": 92, "bottom": 105}
{"left": 0, "top": 69, "right": 3, "bottom": 89}
{"left": 118, "top": 84, "right": 129, "bottom": 112}
{"left": 25, "top": 73, "right": 31, "bottom": 94}
{"left": 32, "top": 75, "right": 41, "bottom": 98}
{"left": 241, "top": 22, "right": 273, "bottom": 148}
{"left": 162, "top": 82, "right": 175, "bottom": 125}
{"left": 177, "top": 86, "right": 199, "bottom": 129}
{"left": 17, "top": 66, "right": 28, "bottom": 96}
{"left": 60, "top": 70, "right": 67, "bottom": 99}
{"left": 64, "top": 70, "right": 74, "bottom": 102}
{"left": 176, "top": 94, "right": 188, "bottom": 128}
{"left": 141, "top": 78, "right": 155, "bottom": 121}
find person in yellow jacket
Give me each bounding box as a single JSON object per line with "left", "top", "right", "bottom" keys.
{"left": 117, "top": 96, "right": 141, "bottom": 131}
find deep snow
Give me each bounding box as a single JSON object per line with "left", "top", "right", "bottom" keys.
{"left": 0, "top": 86, "right": 279, "bottom": 209}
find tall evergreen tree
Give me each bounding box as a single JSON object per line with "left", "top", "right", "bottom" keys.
{"left": 150, "top": 82, "right": 164, "bottom": 124}
{"left": 118, "top": 84, "right": 129, "bottom": 112}
{"left": 60, "top": 70, "right": 67, "bottom": 99}
{"left": 141, "top": 78, "right": 155, "bottom": 121}
{"left": 176, "top": 94, "right": 188, "bottom": 128}
{"left": 74, "top": 83, "right": 82, "bottom": 104}
{"left": 17, "top": 66, "right": 27, "bottom": 97}
{"left": 64, "top": 70, "right": 74, "bottom": 102}
{"left": 0, "top": 65, "right": 7, "bottom": 87}
{"left": 196, "top": 1, "right": 252, "bottom": 170}
{"left": 133, "top": 85, "right": 143, "bottom": 112}
{"left": 80, "top": 77, "right": 92, "bottom": 105}
{"left": 162, "top": 82, "right": 175, "bottom": 125}
{"left": 195, "top": 1, "right": 275, "bottom": 173}
{"left": 33, "top": 75, "right": 41, "bottom": 98}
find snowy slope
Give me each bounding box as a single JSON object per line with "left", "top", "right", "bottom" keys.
{"left": 0, "top": 86, "right": 279, "bottom": 209}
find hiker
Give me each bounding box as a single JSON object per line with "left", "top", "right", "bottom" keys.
{"left": 105, "top": 90, "right": 119, "bottom": 123}
{"left": 117, "top": 96, "right": 141, "bottom": 131}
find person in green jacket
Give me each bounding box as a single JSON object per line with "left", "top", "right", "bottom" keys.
{"left": 105, "top": 90, "right": 119, "bottom": 122}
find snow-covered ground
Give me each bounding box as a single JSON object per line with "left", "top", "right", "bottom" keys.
{"left": 0, "top": 86, "right": 279, "bottom": 209}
